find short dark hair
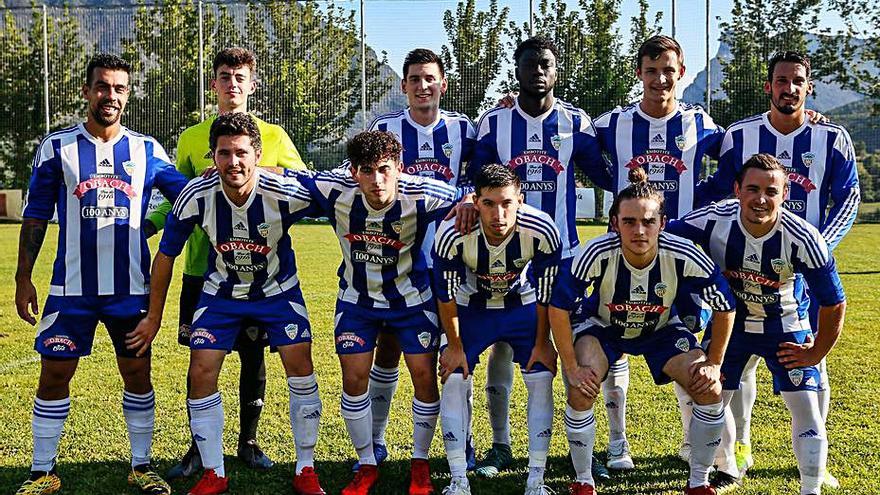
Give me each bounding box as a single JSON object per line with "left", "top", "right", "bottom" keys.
{"left": 609, "top": 167, "right": 665, "bottom": 219}
{"left": 767, "top": 51, "right": 811, "bottom": 81}
{"left": 347, "top": 131, "right": 401, "bottom": 169}
{"left": 474, "top": 164, "right": 520, "bottom": 196}
{"left": 212, "top": 47, "right": 257, "bottom": 77}
{"left": 86, "top": 53, "right": 131, "bottom": 86}
{"left": 735, "top": 153, "right": 787, "bottom": 186}
{"left": 514, "top": 36, "right": 559, "bottom": 65}
{"left": 209, "top": 112, "right": 262, "bottom": 152}
{"left": 636, "top": 35, "right": 684, "bottom": 69}
{"left": 403, "top": 48, "right": 444, "bottom": 79}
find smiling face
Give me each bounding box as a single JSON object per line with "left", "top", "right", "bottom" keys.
{"left": 637, "top": 49, "right": 685, "bottom": 109}
{"left": 211, "top": 64, "right": 257, "bottom": 112}
{"left": 765, "top": 61, "right": 812, "bottom": 116}
{"left": 402, "top": 62, "right": 447, "bottom": 113}
{"left": 476, "top": 184, "right": 522, "bottom": 244}
{"left": 612, "top": 197, "right": 665, "bottom": 265}
{"left": 214, "top": 134, "right": 261, "bottom": 190}
{"left": 735, "top": 167, "right": 788, "bottom": 230}
{"left": 351, "top": 157, "right": 402, "bottom": 210}
{"left": 83, "top": 67, "right": 130, "bottom": 128}
{"left": 516, "top": 47, "right": 557, "bottom": 99}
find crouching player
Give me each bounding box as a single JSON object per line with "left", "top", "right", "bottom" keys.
{"left": 549, "top": 168, "right": 737, "bottom": 495}
{"left": 667, "top": 153, "right": 847, "bottom": 495}
{"left": 131, "top": 113, "right": 325, "bottom": 495}
{"left": 433, "top": 164, "right": 560, "bottom": 495}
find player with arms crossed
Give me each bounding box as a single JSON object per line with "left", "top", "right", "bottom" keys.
{"left": 133, "top": 114, "right": 325, "bottom": 495}
{"left": 668, "top": 153, "right": 847, "bottom": 495}
{"left": 700, "top": 51, "right": 858, "bottom": 487}
{"left": 360, "top": 48, "right": 477, "bottom": 470}
{"left": 14, "top": 53, "right": 188, "bottom": 495}
{"left": 433, "top": 164, "right": 560, "bottom": 495}
{"left": 145, "top": 47, "right": 307, "bottom": 477}
{"left": 549, "top": 168, "right": 737, "bottom": 495}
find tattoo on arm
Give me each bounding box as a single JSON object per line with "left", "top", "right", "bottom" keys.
{"left": 16, "top": 219, "right": 48, "bottom": 279}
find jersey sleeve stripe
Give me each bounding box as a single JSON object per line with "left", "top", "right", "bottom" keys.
{"left": 780, "top": 214, "right": 828, "bottom": 267}
{"left": 574, "top": 236, "right": 620, "bottom": 280}
{"left": 172, "top": 178, "right": 217, "bottom": 216}
{"left": 821, "top": 186, "right": 860, "bottom": 247}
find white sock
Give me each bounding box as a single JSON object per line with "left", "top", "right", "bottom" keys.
{"left": 818, "top": 358, "right": 830, "bottom": 423}
{"left": 288, "top": 374, "right": 322, "bottom": 474}
{"left": 564, "top": 405, "right": 596, "bottom": 486}
{"left": 526, "top": 466, "right": 546, "bottom": 487}
{"left": 122, "top": 389, "right": 155, "bottom": 467}
{"left": 782, "top": 391, "right": 827, "bottom": 495}
{"left": 485, "top": 342, "right": 513, "bottom": 446}
{"left": 715, "top": 405, "right": 739, "bottom": 477}
{"left": 603, "top": 357, "right": 630, "bottom": 442}
{"left": 674, "top": 382, "right": 693, "bottom": 446}
{"left": 441, "top": 374, "right": 472, "bottom": 478}
{"left": 188, "top": 392, "right": 225, "bottom": 477}
{"left": 731, "top": 354, "right": 760, "bottom": 445}
{"left": 368, "top": 365, "right": 398, "bottom": 446}
{"left": 31, "top": 397, "right": 70, "bottom": 472}
{"left": 523, "top": 371, "right": 553, "bottom": 469}
{"left": 412, "top": 398, "right": 439, "bottom": 460}
{"left": 341, "top": 392, "right": 375, "bottom": 466}
{"left": 689, "top": 401, "right": 725, "bottom": 488}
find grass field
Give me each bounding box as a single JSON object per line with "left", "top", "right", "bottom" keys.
{"left": 1, "top": 224, "right": 878, "bottom": 495}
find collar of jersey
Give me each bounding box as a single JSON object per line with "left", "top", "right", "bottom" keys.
{"left": 405, "top": 108, "right": 442, "bottom": 133}
{"left": 619, "top": 246, "right": 658, "bottom": 275}
{"left": 514, "top": 98, "right": 557, "bottom": 122}
{"left": 634, "top": 101, "right": 682, "bottom": 123}
{"left": 78, "top": 122, "right": 126, "bottom": 147}
{"left": 761, "top": 111, "right": 809, "bottom": 140}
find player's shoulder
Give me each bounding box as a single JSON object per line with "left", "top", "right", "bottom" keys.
{"left": 476, "top": 105, "right": 509, "bottom": 126}
{"left": 257, "top": 170, "right": 312, "bottom": 201}
{"left": 683, "top": 198, "right": 740, "bottom": 222}
{"left": 579, "top": 232, "right": 621, "bottom": 260}
{"left": 177, "top": 118, "right": 212, "bottom": 147}
{"left": 556, "top": 99, "right": 592, "bottom": 119}
{"left": 516, "top": 204, "right": 560, "bottom": 242}
{"left": 434, "top": 217, "right": 467, "bottom": 253}
{"left": 368, "top": 109, "right": 407, "bottom": 129}
{"left": 174, "top": 174, "right": 219, "bottom": 209}
{"left": 779, "top": 208, "right": 825, "bottom": 242}
{"left": 678, "top": 101, "right": 710, "bottom": 115}
{"left": 658, "top": 231, "right": 715, "bottom": 271}
{"left": 439, "top": 109, "right": 476, "bottom": 127}
{"left": 398, "top": 173, "right": 457, "bottom": 201}
{"left": 812, "top": 120, "right": 854, "bottom": 147}
{"left": 251, "top": 115, "right": 289, "bottom": 139}
{"left": 37, "top": 124, "right": 80, "bottom": 149}
{"left": 726, "top": 113, "right": 765, "bottom": 132}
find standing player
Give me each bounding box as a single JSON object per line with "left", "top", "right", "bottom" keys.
{"left": 14, "top": 54, "right": 187, "bottom": 495}
{"left": 145, "top": 47, "right": 307, "bottom": 476}
{"left": 434, "top": 164, "right": 559, "bottom": 495}
{"left": 465, "top": 35, "right": 613, "bottom": 478}
{"left": 359, "top": 48, "right": 476, "bottom": 469}
{"left": 668, "top": 153, "right": 847, "bottom": 495}
{"left": 132, "top": 113, "right": 325, "bottom": 495}
{"left": 549, "top": 168, "right": 737, "bottom": 495}
{"left": 292, "top": 131, "right": 458, "bottom": 495}
{"left": 701, "top": 51, "right": 859, "bottom": 486}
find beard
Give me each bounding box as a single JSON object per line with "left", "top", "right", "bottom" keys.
{"left": 90, "top": 101, "right": 122, "bottom": 127}
{"left": 771, "top": 94, "right": 799, "bottom": 115}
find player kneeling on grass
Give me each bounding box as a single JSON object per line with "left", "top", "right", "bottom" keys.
{"left": 549, "top": 168, "right": 737, "bottom": 495}
{"left": 433, "top": 164, "right": 560, "bottom": 495}
{"left": 131, "top": 113, "right": 325, "bottom": 495}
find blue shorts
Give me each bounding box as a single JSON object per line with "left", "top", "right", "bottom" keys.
{"left": 574, "top": 322, "right": 699, "bottom": 385}
{"left": 190, "top": 287, "right": 312, "bottom": 352}
{"left": 721, "top": 330, "right": 821, "bottom": 394}
{"left": 34, "top": 295, "right": 149, "bottom": 359}
{"left": 446, "top": 303, "right": 550, "bottom": 374}
{"left": 676, "top": 293, "right": 713, "bottom": 334}
{"left": 334, "top": 299, "right": 439, "bottom": 355}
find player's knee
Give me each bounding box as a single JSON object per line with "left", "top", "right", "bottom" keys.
{"left": 689, "top": 386, "right": 722, "bottom": 406}
{"left": 374, "top": 336, "right": 402, "bottom": 368}
{"left": 37, "top": 359, "right": 77, "bottom": 398}
{"left": 566, "top": 386, "right": 595, "bottom": 411}
{"left": 408, "top": 360, "right": 438, "bottom": 389}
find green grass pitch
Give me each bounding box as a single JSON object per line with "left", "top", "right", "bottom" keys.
{"left": 1, "top": 224, "right": 878, "bottom": 494}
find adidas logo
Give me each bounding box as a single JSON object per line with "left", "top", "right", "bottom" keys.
{"left": 799, "top": 429, "right": 819, "bottom": 438}
{"left": 537, "top": 428, "right": 552, "bottom": 438}
{"left": 707, "top": 438, "right": 722, "bottom": 447}
{"left": 605, "top": 401, "right": 618, "bottom": 409}
{"left": 805, "top": 377, "right": 817, "bottom": 387}
{"left": 193, "top": 433, "right": 206, "bottom": 442}
{"left": 745, "top": 253, "right": 760, "bottom": 264}
{"left": 485, "top": 386, "right": 499, "bottom": 395}
{"left": 99, "top": 158, "right": 111, "bottom": 167}
{"left": 303, "top": 410, "right": 322, "bottom": 420}
{"left": 650, "top": 133, "right": 665, "bottom": 145}
{"left": 491, "top": 259, "right": 505, "bottom": 268}
{"left": 569, "top": 440, "right": 587, "bottom": 448}
{"left": 372, "top": 395, "right": 388, "bottom": 403}
{"left": 632, "top": 285, "right": 646, "bottom": 295}
{"left": 415, "top": 421, "right": 432, "bottom": 429}
{"left": 420, "top": 142, "right": 433, "bottom": 151}
{"left": 234, "top": 221, "right": 246, "bottom": 230}
{"left": 528, "top": 133, "right": 541, "bottom": 143}
{"left": 300, "top": 328, "right": 311, "bottom": 339}
{"left": 443, "top": 431, "right": 458, "bottom": 442}
{"left": 777, "top": 150, "right": 791, "bottom": 160}
{"left": 203, "top": 150, "right": 213, "bottom": 159}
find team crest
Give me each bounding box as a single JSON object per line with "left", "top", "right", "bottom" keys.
{"left": 284, "top": 323, "right": 299, "bottom": 340}
{"left": 788, "top": 368, "right": 804, "bottom": 387}
{"left": 513, "top": 258, "right": 528, "bottom": 268}
{"left": 801, "top": 152, "right": 815, "bottom": 168}
{"left": 683, "top": 316, "right": 697, "bottom": 331}
{"left": 122, "top": 160, "right": 136, "bottom": 176}
{"left": 418, "top": 331, "right": 431, "bottom": 349}
{"left": 391, "top": 220, "right": 404, "bottom": 234}
{"left": 550, "top": 135, "right": 561, "bottom": 150}
{"left": 675, "top": 337, "right": 690, "bottom": 353}
{"left": 675, "top": 135, "right": 687, "bottom": 151}
{"left": 245, "top": 326, "right": 260, "bottom": 341}
{"left": 442, "top": 143, "right": 454, "bottom": 158}
{"left": 654, "top": 282, "right": 668, "bottom": 297}
{"left": 771, "top": 258, "right": 786, "bottom": 274}
{"left": 257, "top": 222, "right": 271, "bottom": 238}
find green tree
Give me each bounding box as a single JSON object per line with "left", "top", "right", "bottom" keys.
{"left": 440, "top": 0, "right": 510, "bottom": 119}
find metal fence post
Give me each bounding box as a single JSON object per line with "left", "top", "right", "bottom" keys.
{"left": 671, "top": 0, "right": 676, "bottom": 38}
{"left": 198, "top": 0, "right": 205, "bottom": 122}
{"left": 529, "top": 0, "right": 535, "bottom": 37}
{"left": 705, "top": 0, "right": 711, "bottom": 114}
{"left": 42, "top": 4, "right": 49, "bottom": 134}
{"left": 360, "top": 0, "right": 367, "bottom": 131}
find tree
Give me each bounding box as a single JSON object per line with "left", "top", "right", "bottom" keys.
{"left": 440, "top": 0, "right": 510, "bottom": 119}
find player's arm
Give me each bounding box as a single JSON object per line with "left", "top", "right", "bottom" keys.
{"left": 548, "top": 267, "right": 601, "bottom": 398}
{"left": 527, "top": 230, "right": 562, "bottom": 373}
{"left": 573, "top": 126, "right": 613, "bottom": 192}
{"left": 145, "top": 142, "right": 196, "bottom": 237}
{"left": 433, "top": 229, "right": 470, "bottom": 382}
{"left": 820, "top": 132, "right": 861, "bottom": 250}
{"left": 686, "top": 264, "right": 737, "bottom": 394}
{"left": 695, "top": 132, "right": 737, "bottom": 206}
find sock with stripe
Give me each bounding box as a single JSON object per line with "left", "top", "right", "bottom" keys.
{"left": 783, "top": 391, "right": 827, "bottom": 495}
{"left": 485, "top": 343, "right": 514, "bottom": 446}
{"left": 122, "top": 389, "right": 155, "bottom": 467}
{"left": 288, "top": 374, "right": 322, "bottom": 474}
{"left": 188, "top": 392, "right": 225, "bottom": 477}
{"left": 523, "top": 371, "right": 553, "bottom": 470}
{"left": 564, "top": 405, "right": 596, "bottom": 486}
{"left": 603, "top": 357, "right": 630, "bottom": 442}
{"left": 674, "top": 382, "right": 693, "bottom": 447}
{"left": 368, "top": 365, "right": 398, "bottom": 446}
{"left": 689, "top": 401, "right": 725, "bottom": 488}
{"left": 440, "top": 374, "right": 472, "bottom": 478}
{"left": 412, "top": 398, "right": 439, "bottom": 460}
{"left": 341, "top": 392, "right": 375, "bottom": 466}
{"left": 31, "top": 397, "right": 70, "bottom": 472}
{"left": 731, "top": 354, "right": 760, "bottom": 445}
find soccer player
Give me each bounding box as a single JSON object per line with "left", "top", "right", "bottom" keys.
{"left": 292, "top": 131, "right": 458, "bottom": 495}
{"left": 465, "top": 35, "right": 613, "bottom": 478}
{"left": 359, "top": 48, "right": 476, "bottom": 470}
{"left": 14, "top": 53, "right": 187, "bottom": 495}
{"left": 700, "top": 51, "right": 859, "bottom": 486}
{"left": 668, "top": 153, "right": 847, "bottom": 495}
{"left": 145, "top": 47, "right": 307, "bottom": 476}
{"left": 549, "top": 167, "right": 736, "bottom": 495}
{"left": 132, "top": 113, "right": 325, "bottom": 495}
{"left": 433, "top": 164, "right": 560, "bottom": 495}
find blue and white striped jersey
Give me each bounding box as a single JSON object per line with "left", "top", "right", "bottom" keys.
{"left": 666, "top": 199, "right": 846, "bottom": 335}
{"left": 551, "top": 231, "right": 735, "bottom": 340}
{"left": 160, "top": 169, "right": 318, "bottom": 300}
{"left": 701, "top": 113, "right": 860, "bottom": 250}
{"left": 370, "top": 108, "right": 476, "bottom": 268}
{"left": 295, "top": 169, "right": 458, "bottom": 309}
{"left": 24, "top": 124, "right": 187, "bottom": 297}
{"left": 470, "top": 99, "right": 613, "bottom": 258}
{"left": 595, "top": 102, "right": 724, "bottom": 219}
{"left": 432, "top": 204, "right": 561, "bottom": 309}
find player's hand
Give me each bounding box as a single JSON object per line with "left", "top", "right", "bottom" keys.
{"left": 497, "top": 92, "right": 518, "bottom": 108}
{"left": 126, "top": 315, "right": 161, "bottom": 357}
{"left": 143, "top": 219, "right": 158, "bottom": 239}
{"left": 688, "top": 359, "right": 722, "bottom": 396}
{"left": 201, "top": 166, "right": 217, "bottom": 178}
{"left": 14, "top": 278, "right": 39, "bottom": 325}
{"left": 805, "top": 109, "right": 829, "bottom": 124}
{"left": 565, "top": 364, "right": 601, "bottom": 399}
{"left": 444, "top": 194, "right": 477, "bottom": 234}
{"left": 777, "top": 337, "right": 821, "bottom": 368}
{"left": 439, "top": 344, "right": 469, "bottom": 383}
{"left": 526, "top": 340, "right": 558, "bottom": 374}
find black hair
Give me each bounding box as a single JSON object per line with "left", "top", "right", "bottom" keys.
{"left": 209, "top": 112, "right": 262, "bottom": 152}
{"left": 86, "top": 53, "right": 131, "bottom": 86}
{"left": 474, "top": 163, "right": 520, "bottom": 196}
{"left": 403, "top": 48, "right": 444, "bottom": 79}
{"left": 347, "top": 131, "right": 402, "bottom": 169}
